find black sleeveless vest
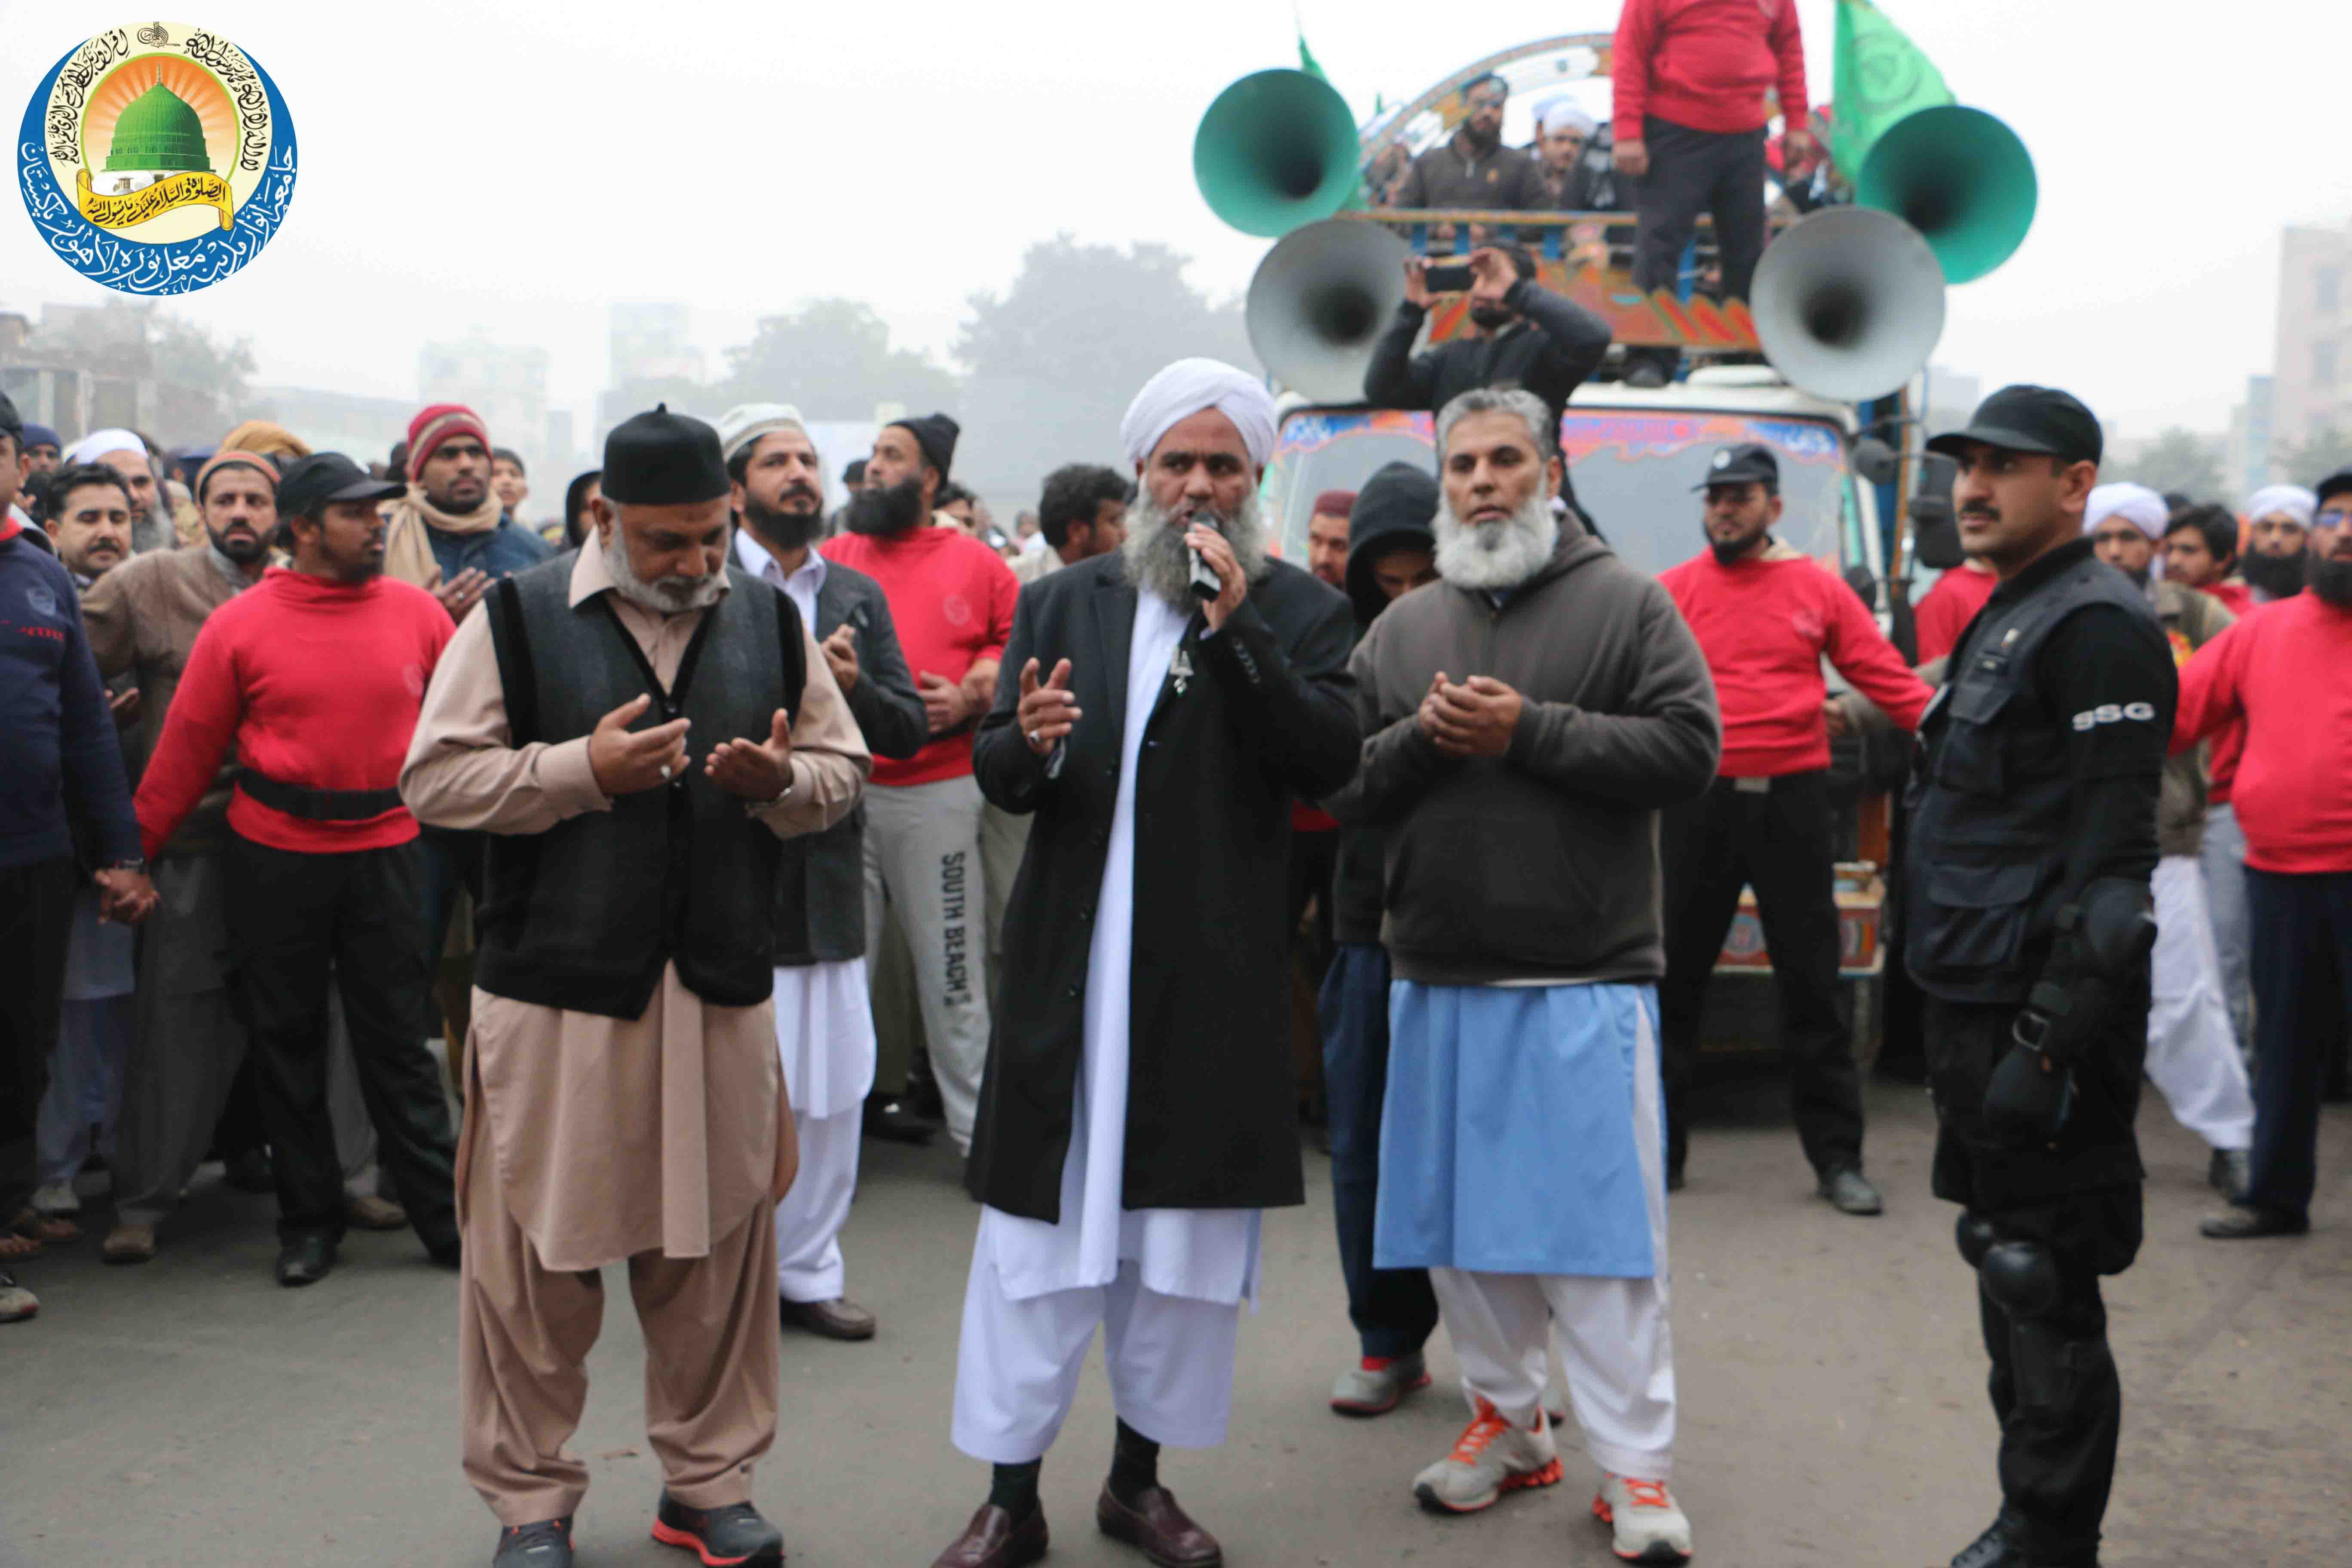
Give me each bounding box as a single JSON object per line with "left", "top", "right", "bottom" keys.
{"left": 474, "top": 556, "right": 806, "bottom": 1019}
{"left": 1904, "top": 552, "right": 2157, "bottom": 1004}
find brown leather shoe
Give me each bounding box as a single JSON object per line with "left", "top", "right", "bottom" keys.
{"left": 1095, "top": 1483, "right": 1222, "bottom": 1567}
{"left": 930, "top": 1503, "right": 1047, "bottom": 1568}
{"left": 778, "top": 1296, "right": 876, "bottom": 1341}
{"left": 346, "top": 1193, "right": 409, "bottom": 1231}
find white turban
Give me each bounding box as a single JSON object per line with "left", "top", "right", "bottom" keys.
{"left": 1120, "top": 358, "right": 1277, "bottom": 471}
{"left": 713, "top": 402, "right": 808, "bottom": 465}
{"left": 1539, "top": 99, "right": 1597, "bottom": 139}
{"left": 2244, "top": 483, "right": 2316, "bottom": 527}
{"left": 2084, "top": 482, "right": 2167, "bottom": 540}
{"left": 64, "top": 427, "right": 145, "bottom": 466}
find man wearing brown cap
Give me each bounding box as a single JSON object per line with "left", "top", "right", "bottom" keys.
{"left": 404, "top": 406, "right": 870, "bottom": 1568}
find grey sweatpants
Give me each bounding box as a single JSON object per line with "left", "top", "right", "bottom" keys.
{"left": 862, "top": 774, "right": 992, "bottom": 1153}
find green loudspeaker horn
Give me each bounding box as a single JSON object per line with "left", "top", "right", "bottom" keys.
{"left": 1855, "top": 105, "right": 2037, "bottom": 285}
{"left": 1194, "top": 68, "right": 1360, "bottom": 238}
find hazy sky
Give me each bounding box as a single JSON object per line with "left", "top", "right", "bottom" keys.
{"left": 4, "top": 0, "right": 2345, "bottom": 445}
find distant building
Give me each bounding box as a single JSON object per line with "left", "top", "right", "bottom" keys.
{"left": 419, "top": 335, "right": 551, "bottom": 472}
{"left": 2225, "top": 374, "right": 2277, "bottom": 501}
{"left": 248, "top": 385, "right": 416, "bottom": 462}
{"left": 2272, "top": 220, "right": 2350, "bottom": 456}
{"left": 1921, "top": 364, "right": 1981, "bottom": 439}
{"left": 609, "top": 303, "right": 703, "bottom": 386}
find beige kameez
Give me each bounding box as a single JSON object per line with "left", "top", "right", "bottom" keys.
{"left": 401, "top": 537, "right": 868, "bottom": 1523}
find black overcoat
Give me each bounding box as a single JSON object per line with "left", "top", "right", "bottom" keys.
{"left": 965, "top": 552, "right": 1360, "bottom": 1220}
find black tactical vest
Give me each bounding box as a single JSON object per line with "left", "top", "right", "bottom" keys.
{"left": 1904, "top": 552, "right": 2156, "bottom": 1004}
{"left": 474, "top": 556, "right": 806, "bottom": 1019}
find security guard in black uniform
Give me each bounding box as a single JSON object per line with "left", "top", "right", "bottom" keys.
{"left": 1906, "top": 387, "right": 2175, "bottom": 1568}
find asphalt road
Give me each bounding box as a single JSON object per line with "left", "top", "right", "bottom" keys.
{"left": 6, "top": 1076, "right": 2347, "bottom": 1568}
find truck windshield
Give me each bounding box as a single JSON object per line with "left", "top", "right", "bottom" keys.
{"left": 1264, "top": 407, "right": 1858, "bottom": 581}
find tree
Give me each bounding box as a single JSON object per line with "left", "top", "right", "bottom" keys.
{"left": 21, "top": 300, "right": 254, "bottom": 438}
{"left": 952, "top": 236, "right": 1257, "bottom": 500}
{"left": 2111, "top": 426, "right": 2223, "bottom": 503}
{"left": 2280, "top": 421, "right": 2352, "bottom": 488}
{"left": 717, "top": 299, "right": 960, "bottom": 422}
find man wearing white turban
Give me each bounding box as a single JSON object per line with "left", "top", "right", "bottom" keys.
{"left": 63, "top": 428, "right": 165, "bottom": 553}
{"left": 927, "top": 360, "right": 1359, "bottom": 1568}
{"left": 2085, "top": 484, "right": 2257, "bottom": 1192}
{"left": 2241, "top": 483, "right": 2318, "bottom": 603}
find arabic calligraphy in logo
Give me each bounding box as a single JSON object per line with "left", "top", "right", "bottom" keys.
{"left": 16, "top": 18, "right": 298, "bottom": 295}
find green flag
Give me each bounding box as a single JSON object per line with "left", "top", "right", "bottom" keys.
{"left": 1830, "top": 0, "right": 1953, "bottom": 175}
{"left": 1297, "top": 30, "right": 1328, "bottom": 82}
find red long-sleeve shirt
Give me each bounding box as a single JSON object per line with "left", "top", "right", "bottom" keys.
{"left": 2171, "top": 594, "right": 2352, "bottom": 872}
{"left": 1911, "top": 562, "right": 1999, "bottom": 665}
{"left": 1661, "top": 546, "right": 1932, "bottom": 777}
{"left": 135, "top": 568, "right": 454, "bottom": 859}
{"left": 822, "top": 526, "right": 1017, "bottom": 788}
{"left": 1613, "top": 0, "right": 1810, "bottom": 138}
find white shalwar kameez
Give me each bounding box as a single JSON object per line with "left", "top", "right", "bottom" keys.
{"left": 950, "top": 593, "right": 1260, "bottom": 1464}
{"left": 2144, "top": 855, "right": 2255, "bottom": 1153}
{"left": 769, "top": 959, "right": 874, "bottom": 1303}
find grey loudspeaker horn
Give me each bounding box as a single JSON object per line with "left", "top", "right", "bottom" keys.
{"left": 1751, "top": 207, "right": 1947, "bottom": 403}
{"left": 1245, "top": 219, "right": 1411, "bottom": 404}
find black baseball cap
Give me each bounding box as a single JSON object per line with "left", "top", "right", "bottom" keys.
{"left": 1926, "top": 384, "right": 2103, "bottom": 466}
{"left": 2314, "top": 468, "right": 2352, "bottom": 507}
{"left": 278, "top": 452, "right": 404, "bottom": 516}
{"left": 1695, "top": 442, "right": 1779, "bottom": 491}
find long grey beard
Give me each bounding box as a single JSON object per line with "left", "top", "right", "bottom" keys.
{"left": 1433, "top": 491, "right": 1559, "bottom": 591}
{"left": 1121, "top": 490, "right": 1268, "bottom": 610}
{"left": 606, "top": 531, "right": 724, "bottom": 615}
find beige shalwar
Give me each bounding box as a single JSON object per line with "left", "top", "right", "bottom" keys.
{"left": 401, "top": 538, "right": 868, "bottom": 1524}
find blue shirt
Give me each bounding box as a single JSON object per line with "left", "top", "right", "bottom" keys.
{"left": 423, "top": 514, "right": 554, "bottom": 584}
{"left": 0, "top": 528, "right": 140, "bottom": 870}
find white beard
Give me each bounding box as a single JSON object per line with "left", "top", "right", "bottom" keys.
{"left": 605, "top": 531, "right": 725, "bottom": 615}
{"left": 1120, "top": 489, "right": 1269, "bottom": 610}
{"left": 1433, "top": 490, "right": 1559, "bottom": 591}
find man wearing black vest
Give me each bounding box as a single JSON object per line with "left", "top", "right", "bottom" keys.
{"left": 401, "top": 407, "right": 870, "bottom": 1568}
{"left": 1908, "top": 387, "right": 2174, "bottom": 1568}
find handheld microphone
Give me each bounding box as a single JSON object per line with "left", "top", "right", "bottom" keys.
{"left": 1185, "top": 509, "right": 1224, "bottom": 601}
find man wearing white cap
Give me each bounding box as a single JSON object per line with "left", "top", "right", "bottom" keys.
{"left": 2239, "top": 483, "right": 2317, "bottom": 603}
{"left": 717, "top": 402, "right": 928, "bottom": 1340}
{"left": 2086, "top": 483, "right": 2257, "bottom": 1192}
{"left": 1531, "top": 99, "right": 1619, "bottom": 213}
{"left": 62, "top": 428, "right": 166, "bottom": 554}
{"left": 927, "top": 359, "right": 1358, "bottom": 1568}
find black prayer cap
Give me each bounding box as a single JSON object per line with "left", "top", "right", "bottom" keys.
{"left": 1927, "top": 385, "right": 2102, "bottom": 467}
{"left": 603, "top": 404, "right": 730, "bottom": 506}
{"left": 1694, "top": 441, "right": 1779, "bottom": 491}
{"left": 886, "top": 412, "right": 960, "bottom": 486}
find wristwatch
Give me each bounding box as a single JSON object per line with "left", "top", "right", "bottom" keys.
{"left": 104, "top": 856, "right": 148, "bottom": 875}
{"left": 741, "top": 775, "right": 797, "bottom": 816}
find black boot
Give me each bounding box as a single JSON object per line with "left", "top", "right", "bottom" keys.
{"left": 1949, "top": 1507, "right": 2027, "bottom": 1568}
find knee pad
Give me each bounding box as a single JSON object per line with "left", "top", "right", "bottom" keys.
{"left": 1955, "top": 1212, "right": 2000, "bottom": 1269}
{"left": 1978, "top": 1240, "right": 2062, "bottom": 1320}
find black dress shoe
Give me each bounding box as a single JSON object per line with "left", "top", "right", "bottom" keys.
{"left": 493, "top": 1517, "right": 573, "bottom": 1568}
{"left": 778, "top": 1296, "right": 875, "bottom": 1340}
{"left": 274, "top": 1235, "right": 336, "bottom": 1287}
{"left": 863, "top": 1096, "right": 936, "bottom": 1146}
{"left": 650, "top": 1492, "right": 783, "bottom": 1565}
{"left": 1096, "top": 1482, "right": 1222, "bottom": 1567}
{"left": 931, "top": 1502, "right": 1047, "bottom": 1568}
{"left": 2207, "top": 1148, "right": 2251, "bottom": 1197}
{"left": 1948, "top": 1506, "right": 2026, "bottom": 1568}
{"left": 2199, "top": 1203, "right": 2309, "bottom": 1239}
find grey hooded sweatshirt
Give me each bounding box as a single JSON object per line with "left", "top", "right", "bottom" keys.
{"left": 1347, "top": 518, "right": 1721, "bottom": 986}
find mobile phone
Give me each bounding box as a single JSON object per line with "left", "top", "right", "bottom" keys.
{"left": 1423, "top": 263, "right": 1475, "bottom": 292}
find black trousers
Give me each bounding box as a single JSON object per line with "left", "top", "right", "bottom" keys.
{"left": 1318, "top": 943, "right": 1439, "bottom": 1361}
{"left": 1660, "top": 772, "right": 1864, "bottom": 1177}
{"left": 0, "top": 857, "right": 79, "bottom": 1223}
{"left": 2242, "top": 867, "right": 2352, "bottom": 1219}
{"left": 1632, "top": 116, "right": 1769, "bottom": 304}
{"left": 224, "top": 834, "right": 457, "bottom": 1250}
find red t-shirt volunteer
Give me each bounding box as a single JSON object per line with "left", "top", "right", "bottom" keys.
{"left": 2171, "top": 593, "right": 2352, "bottom": 873}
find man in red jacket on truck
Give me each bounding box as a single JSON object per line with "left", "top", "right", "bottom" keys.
{"left": 2171, "top": 467, "right": 2352, "bottom": 1240}
{"left": 1613, "top": 0, "right": 1813, "bottom": 386}
{"left": 135, "top": 452, "right": 461, "bottom": 1289}
{"left": 1658, "top": 443, "right": 1932, "bottom": 1212}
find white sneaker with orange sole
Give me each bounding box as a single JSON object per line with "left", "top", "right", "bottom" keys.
{"left": 1593, "top": 1472, "right": 1693, "bottom": 1563}
{"left": 1411, "top": 1399, "right": 1562, "bottom": 1513}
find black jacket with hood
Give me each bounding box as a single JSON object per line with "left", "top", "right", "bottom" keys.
{"left": 1322, "top": 462, "right": 1439, "bottom": 945}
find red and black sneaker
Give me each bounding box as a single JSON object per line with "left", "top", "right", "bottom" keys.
{"left": 491, "top": 1516, "right": 573, "bottom": 1568}
{"left": 650, "top": 1492, "right": 785, "bottom": 1566}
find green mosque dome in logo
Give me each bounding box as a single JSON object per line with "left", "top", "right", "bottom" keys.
{"left": 104, "top": 82, "right": 211, "bottom": 174}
